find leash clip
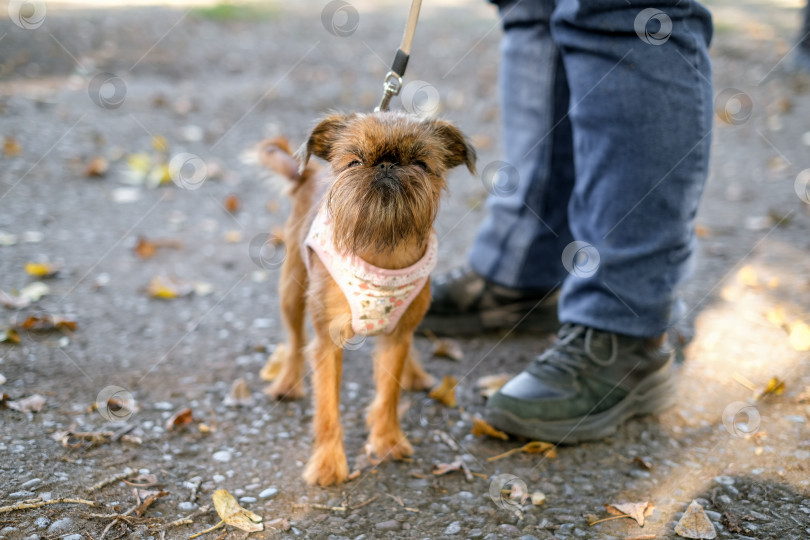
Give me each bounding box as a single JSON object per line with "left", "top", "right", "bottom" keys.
{"left": 375, "top": 71, "right": 403, "bottom": 112}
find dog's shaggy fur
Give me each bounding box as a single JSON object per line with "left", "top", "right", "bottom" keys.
{"left": 258, "top": 112, "right": 475, "bottom": 486}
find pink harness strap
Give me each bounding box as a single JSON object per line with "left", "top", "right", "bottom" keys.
{"left": 304, "top": 206, "right": 438, "bottom": 336}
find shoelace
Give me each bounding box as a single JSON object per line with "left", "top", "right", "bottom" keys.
{"left": 533, "top": 324, "right": 618, "bottom": 376}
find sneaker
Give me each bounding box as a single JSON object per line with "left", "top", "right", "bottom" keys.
{"left": 485, "top": 324, "right": 676, "bottom": 443}
{"left": 419, "top": 265, "right": 559, "bottom": 336}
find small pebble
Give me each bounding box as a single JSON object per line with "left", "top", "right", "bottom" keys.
{"left": 34, "top": 517, "right": 50, "bottom": 529}
{"left": 375, "top": 519, "right": 400, "bottom": 531}
{"left": 213, "top": 474, "right": 225, "bottom": 483}
{"left": 212, "top": 450, "right": 232, "bottom": 462}
{"left": 444, "top": 521, "right": 462, "bottom": 535}
{"left": 47, "top": 518, "right": 74, "bottom": 534}
{"left": 499, "top": 523, "right": 520, "bottom": 535}
{"left": 8, "top": 490, "right": 36, "bottom": 499}
{"left": 629, "top": 469, "right": 651, "bottom": 479}
{"left": 21, "top": 478, "right": 42, "bottom": 489}
{"left": 0, "top": 528, "right": 19, "bottom": 536}
{"left": 714, "top": 475, "right": 735, "bottom": 485}
{"left": 239, "top": 496, "right": 257, "bottom": 504}
{"left": 468, "top": 529, "right": 483, "bottom": 538}
{"left": 785, "top": 415, "right": 806, "bottom": 424}
{"left": 178, "top": 501, "right": 197, "bottom": 511}
{"left": 748, "top": 510, "right": 770, "bottom": 521}
{"left": 260, "top": 486, "right": 279, "bottom": 499}
{"left": 63, "top": 535, "right": 82, "bottom": 540}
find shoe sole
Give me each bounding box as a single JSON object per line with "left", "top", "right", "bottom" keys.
{"left": 485, "top": 358, "right": 677, "bottom": 444}
{"left": 419, "top": 299, "right": 560, "bottom": 337}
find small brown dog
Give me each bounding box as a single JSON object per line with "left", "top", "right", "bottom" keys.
{"left": 257, "top": 111, "right": 475, "bottom": 486}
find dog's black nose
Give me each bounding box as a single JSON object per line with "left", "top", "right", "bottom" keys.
{"left": 377, "top": 162, "right": 396, "bottom": 174}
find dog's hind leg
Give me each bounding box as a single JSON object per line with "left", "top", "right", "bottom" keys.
{"left": 264, "top": 243, "right": 308, "bottom": 400}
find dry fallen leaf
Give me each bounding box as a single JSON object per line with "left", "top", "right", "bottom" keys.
{"left": 431, "top": 338, "right": 463, "bottom": 361}
{"left": 224, "top": 378, "right": 254, "bottom": 407}
{"left": 428, "top": 375, "right": 457, "bottom": 407}
{"left": 487, "top": 440, "right": 556, "bottom": 462}
{"left": 756, "top": 377, "right": 786, "bottom": 400}
{"left": 165, "top": 408, "right": 194, "bottom": 431}
{"left": 0, "top": 328, "right": 21, "bottom": 344}
{"left": 134, "top": 489, "right": 168, "bottom": 517}
{"left": 260, "top": 344, "right": 287, "bottom": 381}
{"left": 134, "top": 237, "right": 183, "bottom": 259}
{"left": 431, "top": 459, "right": 473, "bottom": 482}
{"left": 633, "top": 456, "right": 653, "bottom": 471}
{"left": 7, "top": 394, "right": 46, "bottom": 413}
{"left": 530, "top": 491, "right": 546, "bottom": 506}
{"left": 225, "top": 194, "right": 240, "bottom": 213}
{"left": 24, "top": 262, "right": 60, "bottom": 278}
{"left": 605, "top": 501, "right": 654, "bottom": 527}
{"left": 212, "top": 489, "right": 264, "bottom": 532}
{"left": 476, "top": 373, "right": 511, "bottom": 398}
{"left": 675, "top": 500, "right": 717, "bottom": 539}
{"left": 16, "top": 314, "right": 77, "bottom": 333}
{"left": 3, "top": 136, "right": 21, "bottom": 157}
{"left": 147, "top": 275, "right": 194, "bottom": 299}
{"left": 470, "top": 416, "right": 509, "bottom": 440}
{"left": 85, "top": 156, "right": 109, "bottom": 177}
{"left": 788, "top": 321, "right": 810, "bottom": 351}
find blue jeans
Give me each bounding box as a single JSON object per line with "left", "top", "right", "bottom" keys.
{"left": 469, "top": 0, "right": 714, "bottom": 338}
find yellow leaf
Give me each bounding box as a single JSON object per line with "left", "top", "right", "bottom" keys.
{"left": 147, "top": 163, "right": 171, "bottom": 188}
{"left": 24, "top": 262, "right": 58, "bottom": 278}
{"left": 260, "top": 344, "right": 287, "bottom": 381}
{"left": 757, "top": 377, "right": 785, "bottom": 400}
{"left": 470, "top": 416, "right": 508, "bottom": 440}
{"left": 487, "top": 440, "right": 556, "bottom": 462}
{"left": 146, "top": 275, "right": 193, "bottom": 299}
{"left": 737, "top": 266, "right": 758, "bottom": 288}
{"left": 789, "top": 321, "right": 810, "bottom": 351}
{"left": 0, "top": 328, "right": 21, "bottom": 344}
{"left": 127, "top": 153, "right": 152, "bottom": 178}
{"left": 151, "top": 134, "right": 169, "bottom": 154}
{"left": 212, "top": 489, "right": 264, "bottom": 532}
{"left": 428, "top": 375, "right": 457, "bottom": 407}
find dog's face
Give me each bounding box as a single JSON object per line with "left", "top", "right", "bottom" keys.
{"left": 300, "top": 112, "right": 476, "bottom": 254}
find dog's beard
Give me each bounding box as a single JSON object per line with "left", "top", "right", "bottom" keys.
{"left": 326, "top": 167, "right": 441, "bottom": 254}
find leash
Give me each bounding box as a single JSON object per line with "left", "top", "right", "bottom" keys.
{"left": 375, "top": 0, "right": 423, "bottom": 112}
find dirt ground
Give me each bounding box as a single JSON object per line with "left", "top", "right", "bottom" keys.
{"left": 1, "top": 0, "right": 810, "bottom": 539}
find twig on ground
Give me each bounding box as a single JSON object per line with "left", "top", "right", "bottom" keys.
{"left": 433, "top": 429, "right": 460, "bottom": 452}
{"left": 155, "top": 505, "right": 211, "bottom": 530}
{"left": 88, "top": 468, "right": 135, "bottom": 493}
{"left": 0, "top": 497, "right": 102, "bottom": 514}
{"left": 98, "top": 504, "right": 137, "bottom": 540}
{"left": 188, "top": 519, "right": 225, "bottom": 539}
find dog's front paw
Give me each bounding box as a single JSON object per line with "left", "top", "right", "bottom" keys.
{"left": 365, "top": 429, "right": 413, "bottom": 464}
{"left": 303, "top": 445, "right": 349, "bottom": 486}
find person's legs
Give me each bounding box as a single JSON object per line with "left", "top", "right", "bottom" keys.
{"left": 469, "top": 0, "right": 575, "bottom": 290}
{"left": 552, "top": 0, "right": 714, "bottom": 338}
{"left": 486, "top": 0, "right": 714, "bottom": 442}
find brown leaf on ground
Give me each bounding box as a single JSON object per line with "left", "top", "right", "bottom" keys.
{"left": 260, "top": 344, "right": 287, "bottom": 381}
{"left": 212, "top": 489, "right": 264, "bottom": 532}
{"left": 135, "top": 237, "right": 183, "bottom": 259}
{"left": 224, "top": 378, "right": 254, "bottom": 407}
{"left": 24, "top": 262, "right": 60, "bottom": 278}
{"left": 470, "top": 416, "right": 509, "bottom": 440}
{"left": 225, "top": 194, "right": 240, "bottom": 213}
{"left": 428, "top": 375, "right": 458, "bottom": 408}
{"left": 7, "top": 394, "right": 46, "bottom": 413}
{"left": 675, "top": 500, "right": 717, "bottom": 539}
{"left": 756, "top": 377, "right": 785, "bottom": 400}
{"left": 605, "top": 501, "right": 654, "bottom": 527}
{"left": 85, "top": 156, "right": 109, "bottom": 177}
{"left": 475, "top": 373, "right": 511, "bottom": 398}
{"left": 134, "top": 489, "right": 168, "bottom": 517}
{"left": 431, "top": 459, "right": 473, "bottom": 482}
{"left": 0, "top": 328, "right": 21, "bottom": 344}
{"left": 788, "top": 321, "right": 810, "bottom": 351}
{"left": 3, "top": 136, "right": 21, "bottom": 156}
{"left": 16, "top": 314, "right": 77, "bottom": 333}
{"left": 431, "top": 338, "right": 463, "bottom": 361}
{"left": 147, "top": 275, "right": 194, "bottom": 299}
{"left": 633, "top": 456, "right": 653, "bottom": 471}
{"left": 487, "top": 440, "right": 557, "bottom": 462}
{"left": 165, "top": 408, "right": 194, "bottom": 431}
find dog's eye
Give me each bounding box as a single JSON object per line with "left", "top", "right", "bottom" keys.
{"left": 414, "top": 160, "right": 429, "bottom": 171}
{"left": 346, "top": 160, "right": 363, "bottom": 169}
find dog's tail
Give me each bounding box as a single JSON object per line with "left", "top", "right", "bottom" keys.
{"left": 256, "top": 137, "right": 314, "bottom": 194}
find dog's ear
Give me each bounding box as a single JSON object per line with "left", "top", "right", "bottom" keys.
{"left": 296, "top": 114, "right": 352, "bottom": 172}
{"left": 431, "top": 120, "right": 477, "bottom": 176}
{"left": 258, "top": 137, "right": 301, "bottom": 181}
